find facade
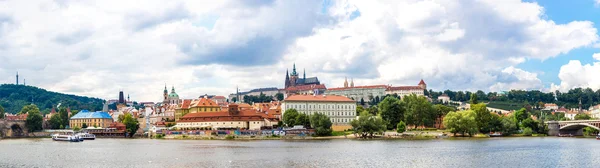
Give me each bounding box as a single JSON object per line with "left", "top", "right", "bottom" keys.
{"left": 175, "top": 97, "right": 221, "bottom": 121}
{"left": 70, "top": 110, "right": 114, "bottom": 128}
{"left": 589, "top": 105, "right": 600, "bottom": 119}
{"left": 544, "top": 103, "right": 559, "bottom": 111}
{"left": 385, "top": 80, "right": 427, "bottom": 99}
{"left": 176, "top": 104, "right": 276, "bottom": 130}
{"left": 228, "top": 87, "right": 283, "bottom": 103}
{"left": 175, "top": 99, "right": 192, "bottom": 121}
{"left": 284, "top": 63, "right": 320, "bottom": 89}
{"left": 565, "top": 110, "right": 578, "bottom": 120}
{"left": 327, "top": 83, "right": 388, "bottom": 102}
{"left": 163, "top": 85, "right": 181, "bottom": 105}
{"left": 437, "top": 94, "right": 450, "bottom": 103}
{"left": 282, "top": 95, "right": 356, "bottom": 131}
{"left": 285, "top": 84, "right": 327, "bottom": 95}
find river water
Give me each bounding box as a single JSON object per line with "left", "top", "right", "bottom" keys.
{"left": 1, "top": 137, "right": 599, "bottom": 168}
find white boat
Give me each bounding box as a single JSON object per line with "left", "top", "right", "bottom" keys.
{"left": 76, "top": 133, "right": 96, "bottom": 140}
{"left": 52, "top": 134, "right": 82, "bottom": 142}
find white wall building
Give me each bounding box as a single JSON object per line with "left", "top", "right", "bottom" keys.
{"left": 385, "top": 80, "right": 427, "bottom": 99}
{"left": 282, "top": 95, "right": 356, "bottom": 125}
{"left": 437, "top": 94, "right": 450, "bottom": 103}
{"left": 327, "top": 85, "right": 388, "bottom": 102}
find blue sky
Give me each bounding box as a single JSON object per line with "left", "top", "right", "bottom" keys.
{"left": 518, "top": 0, "right": 600, "bottom": 88}
{"left": 0, "top": 0, "right": 598, "bottom": 102}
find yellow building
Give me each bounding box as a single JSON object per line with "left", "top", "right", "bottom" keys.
{"left": 69, "top": 110, "right": 114, "bottom": 128}
{"left": 175, "top": 97, "right": 222, "bottom": 121}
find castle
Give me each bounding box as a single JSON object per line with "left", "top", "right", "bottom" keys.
{"left": 284, "top": 63, "right": 320, "bottom": 89}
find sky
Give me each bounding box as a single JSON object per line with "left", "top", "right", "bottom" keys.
{"left": 0, "top": 0, "right": 599, "bottom": 102}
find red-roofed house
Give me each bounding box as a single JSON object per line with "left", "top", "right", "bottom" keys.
{"left": 175, "top": 104, "right": 277, "bottom": 130}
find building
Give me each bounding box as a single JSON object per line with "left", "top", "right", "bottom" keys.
{"left": 69, "top": 110, "right": 114, "bottom": 128}
{"left": 176, "top": 104, "right": 277, "bottom": 130}
{"left": 285, "top": 84, "right": 327, "bottom": 95}
{"left": 437, "top": 94, "right": 450, "bottom": 103}
{"left": 284, "top": 63, "right": 320, "bottom": 89}
{"left": 175, "top": 97, "right": 221, "bottom": 121}
{"left": 282, "top": 94, "right": 356, "bottom": 131}
{"left": 385, "top": 80, "right": 427, "bottom": 99}
{"left": 228, "top": 87, "right": 283, "bottom": 103}
{"left": 327, "top": 81, "right": 388, "bottom": 102}
{"left": 543, "top": 103, "right": 559, "bottom": 111}
{"left": 164, "top": 85, "right": 181, "bottom": 105}
{"left": 565, "top": 110, "right": 579, "bottom": 120}
{"left": 589, "top": 104, "right": 600, "bottom": 119}
{"left": 210, "top": 96, "right": 228, "bottom": 106}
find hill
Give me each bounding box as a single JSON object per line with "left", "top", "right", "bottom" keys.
{"left": 0, "top": 84, "right": 104, "bottom": 114}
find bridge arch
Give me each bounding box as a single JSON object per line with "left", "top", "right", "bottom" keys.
{"left": 560, "top": 123, "right": 600, "bottom": 131}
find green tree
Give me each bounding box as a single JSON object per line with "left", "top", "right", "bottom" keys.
{"left": 574, "top": 113, "right": 592, "bottom": 120}
{"left": 296, "top": 113, "right": 311, "bottom": 128}
{"left": 350, "top": 111, "right": 387, "bottom": 138}
{"left": 58, "top": 107, "right": 69, "bottom": 128}
{"left": 378, "top": 96, "right": 405, "bottom": 130}
{"left": 23, "top": 104, "right": 43, "bottom": 132}
{"left": 118, "top": 114, "right": 125, "bottom": 122}
{"left": 500, "top": 115, "right": 517, "bottom": 135}
{"left": 283, "top": 109, "right": 299, "bottom": 127}
{"left": 472, "top": 103, "right": 492, "bottom": 133}
{"left": 49, "top": 114, "right": 63, "bottom": 129}
{"left": 356, "top": 105, "right": 365, "bottom": 116}
{"left": 232, "top": 97, "right": 238, "bottom": 103}
{"left": 122, "top": 113, "right": 139, "bottom": 138}
{"left": 360, "top": 98, "right": 365, "bottom": 106}
{"left": 523, "top": 127, "right": 533, "bottom": 136}
{"left": 403, "top": 94, "right": 434, "bottom": 129}
{"left": 443, "top": 110, "right": 477, "bottom": 137}
{"left": 396, "top": 121, "right": 406, "bottom": 133}
{"left": 514, "top": 108, "right": 528, "bottom": 127}
{"left": 470, "top": 93, "right": 478, "bottom": 104}
{"left": 0, "top": 105, "right": 4, "bottom": 119}
{"left": 82, "top": 123, "right": 88, "bottom": 128}
{"left": 310, "top": 113, "right": 333, "bottom": 136}
{"left": 275, "top": 93, "right": 284, "bottom": 101}
{"left": 521, "top": 117, "right": 539, "bottom": 132}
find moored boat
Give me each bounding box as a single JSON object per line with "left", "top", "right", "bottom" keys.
{"left": 76, "top": 133, "right": 96, "bottom": 140}
{"left": 52, "top": 134, "right": 82, "bottom": 142}
{"left": 596, "top": 133, "right": 600, "bottom": 140}
{"left": 489, "top": 132, "right": 502, "bottom": 137}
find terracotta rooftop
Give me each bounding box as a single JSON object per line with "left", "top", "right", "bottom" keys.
{"left": 328, "top": 85, "right": 388, "bottom": 91}
{"left": 418, "top": 79, "right": 426, "bottom": 85}
{"left": 286, "top": 84, "right": 327, "bottom": 91}
{"left": 284, "top": 94, "right": 354, "bottom": 102}
{"left": 178, "top": 99, "right": 192, "bottom": 109}
{"left": 191, "top": 98, "right": 219, "bottom": 107}
{"left": 386, "top": 86, "right": 423, "bottom": 91}
{"left": 212, "top": 96, "right": 226, "bottom": 99}
{"left": 178, "top": 109, "right": 267, "bottom": 122}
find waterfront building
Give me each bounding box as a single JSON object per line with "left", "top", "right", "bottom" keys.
{"left": 327, "top": 80, "right": 387, "bottom": 102}
{"left": 282, "top": 95, "right": 356, "bottom": 131}
{"left": 589, "top": 104, "right": 600, "bottom": 119}
{"left": 174, "top": 97, "right": 221, "bottom": 121}
{"left": 385, "top": 80, "right": 427, "bottom": 99}
{"left": 175, "top": 99, "right": 192, "bottom": 121}
{"left": 69, "top": 110, "right": 113, "bottom": 128}
{"left": 175, "top": 104, "right": 277, "bottom": 130}
{"left": 565, "top": 110, "right": 578, "bottom": 120}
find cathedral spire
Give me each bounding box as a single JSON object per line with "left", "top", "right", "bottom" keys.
{"left": 292, "top": 63, "right": 297, "bottom": 76}
{"left": 303, "top": 68, "right": 306, "bottom": 80}
{"left": 350, "top": 78, "right": 354, "bottom": 87}
{"left": 16, "top": 71, "right": 19, "bottom": 85}
{"left": 344, "top": 77, "right": 348, "bottom": 88}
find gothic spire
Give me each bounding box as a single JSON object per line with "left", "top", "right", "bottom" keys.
{"left": 303, "top": 68, "right": 306, "bottom": 80}
{"left": 292, "top": 63, "right": 297, "bottom": 76}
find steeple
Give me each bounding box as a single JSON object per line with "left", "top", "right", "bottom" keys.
{"left": 171, "top": 85, "right": 175, "bottom": 93}
{"left": 350, "top": 78, "right": 354, "bottom": 87}
{"left": 344, "top": 77, "right": 348, "bottom": 88}
{"left": 285, "top": 69, "right": 290, "bottom": 88}
{"left": 303, "top": 68, "right": 306, "bottom": 80}
{"left": 16, "top": 71, "right": 19, "bottom": 85}
{"left": 127, "top": 94, "right": 130, "bottom": 102}
{"left": 292, "top": 63, "right": 297, "bottom": 76}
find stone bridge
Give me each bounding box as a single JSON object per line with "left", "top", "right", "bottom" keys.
{"left": 0, "top": 120, "right": 27, "bottom": 138}
{"left": 546, "top": 120, "right": 600, "bottom": 136}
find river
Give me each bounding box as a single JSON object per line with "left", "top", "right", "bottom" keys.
{"left": 1, "top": 137, "right": 599, "bottom": 168}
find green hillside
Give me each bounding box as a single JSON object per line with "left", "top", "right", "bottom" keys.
{"left": 0, "top": 84, "right": 104, "bottom": 114}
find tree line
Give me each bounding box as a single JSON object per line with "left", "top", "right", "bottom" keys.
{"left": 0, "top": 84, "right": 103, "bottom": 115}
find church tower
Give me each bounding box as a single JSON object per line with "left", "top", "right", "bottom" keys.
{"left": 285, "top": 69, "right": 290, "bottom": 88}
{"left": 16, "top": 72, "right": 19, "bottom": 85}
{"left": 163, "top": 84, "right": 168, "bottom": 103}
{"left": 289, "top": 63, "right": 298, "bottom": 87}
{"left": 418, "top": 79, "right": 427, "bottom": 90}
{"left": 344, "top": 77, "right": 348, "bottom": 88}
{"left": 350, "top": 78, "right": 354, "bottom": 87}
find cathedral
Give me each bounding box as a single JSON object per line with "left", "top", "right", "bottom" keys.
{"left": 284, "top": 63, "right": 320, "bottom": 89}
{"left": 163, "top": 85, "right": 180, "bottom": 105}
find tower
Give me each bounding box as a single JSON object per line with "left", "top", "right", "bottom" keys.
{"left": 163, "top": 84, "right": 168, "bottom": 102}
{"left": 418, "top": 79, "right": 427, "bottom": 90}
{"left": 289, "top": 63, "right": 298, "bottom": 87}
{"left": 344, "top": 77, "right": 348, "bottom": 88}
{"left": 16, "top": 72, "right": 18, "bottom": 85}
{"left": 350, "top": 78, "right": 354, "bottom": 87}
{"left": 127, "top": 94, "right": 130, "bottom": 102}
{"left": 285, "top": 69, "right": 290, "bottom": 89}
{"left": 303, "top": 68, "right": 306, "bottom": 80}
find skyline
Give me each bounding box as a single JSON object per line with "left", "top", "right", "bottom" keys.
{"left": 0, "top": 0, "right": 599, "bottom": 102}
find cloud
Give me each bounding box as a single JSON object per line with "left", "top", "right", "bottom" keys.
{"left": 0, "top": 0, "right": 597, "bottom": 102}
{"left": 551, "top": 53, "right": 600, "bottom": 92}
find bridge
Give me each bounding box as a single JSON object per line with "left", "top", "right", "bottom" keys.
{"left": 546, "top": 120, "right": 600, "bottom": 136}
{"left": 0, "top": 120, "right": 27, "bottom": 138}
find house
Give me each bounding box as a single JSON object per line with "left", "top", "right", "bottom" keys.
{"left": 437, "top": 94, "right": 450, "bottom": 103}
{"left": 543, "top": 103, "right": 559, "bottom": 111}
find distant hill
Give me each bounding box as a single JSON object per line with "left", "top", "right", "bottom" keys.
{"left": 0, "top": 84, "right": 104, "bottom": 114}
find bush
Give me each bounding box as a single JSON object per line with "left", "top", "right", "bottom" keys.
{"left": 523, "top": 127, "right": 533, "bottom": 136}
{"left": 225, "top": 135, "right": 235, "bottom": 140}
{"left": 397, "top": 121, "right": 406, "bottom": 133}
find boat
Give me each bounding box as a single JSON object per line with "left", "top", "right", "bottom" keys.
{"left": 436, "top": 133, "right": 449, "bottom": 139}
{"left": 76, "top": 133, "right": 96, "bottom": 140}
{"left": 596, "top": 133, "right": 600, "bottom": 140}
{"left": 52, "top": 134, "right": 82, "bottom": 142}
{"left": 489, "top": 132, "right": 502, "bottom": 137}
{"left": 558, "top": 133, "right": 574, "bottom": 137}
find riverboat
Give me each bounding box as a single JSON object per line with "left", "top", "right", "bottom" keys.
{"left": 76, "top": 133, "right": 96, "bottom": 140}
{"left": 436, "top": 133, "right": 449, "bottom": 139}
{"left": 489, "top": 132, "right": 502, "bottom": 137}
{"left": 558, "top": 133, "right": 574, "bottom": 137}
{"left": 52, "top": 134, "right": 82, "bottom": 142}
{"left": 596, "top": 133, "right": 600, "bottom": 140}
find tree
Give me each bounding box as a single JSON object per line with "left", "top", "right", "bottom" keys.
{"left": 122, "top": 113, "right": 139, "bottom": 138}
{"left": 82, "top": 123, "right": 88, "bottom": 128}
{"left": 0, "top": 105, "right": 4, "bottom": 119}
{"left": 574, "top": 113, "right": 592, "bottom": 120}
{"left": 513, "top": 108, "right": 528, "bottom": 126}
{"left": 356, "top": 106, "right": 365, "bottom": 116}
{"left": 350, "top": 111, "right": 386, "bottom": 138}
{"left": 23, "top": 104, "right": 43, "bottom": 132}
{"left": 396, "top": 121, "right": 406, "bottom": 133}
{"left": 523, "top": 127, "right": 533, "bottom": 136}
{"left": 58, "top": 107, "right": 69, "bottom": 128}
{"left": 403, "top": 94, "right": 434, "bottom": 129}
{"left": 443, "top": 110, "right": 477, "bottom": 137}
{"left": 232, "top": 97, "right": 238, "bottom": 103}
{"left": 310, "top": 113, "right": 332, "bottom": 136}
{"left": 378, "top": 96, "right": 405, "bottom": 130}
{"left": 470, "top": 93, "right": 478, "bottom": 104}
{"left": 367, "top": 106, "right": 379, "bottom": 115}
{"left": 472, "top": 103, "right": 492, "bottom": 133}
{"left": 118, "top": 114, "right": 125, "bottom": 122}
{"left": 521, "top": 118, "right": 539, "bottom": 133}
{"left": 296, "top": 113, "right": 311, "bottom": 128}
{"left": 49, "top": 114, "right": 63, "bottom": 129}
{"left": 275, "top": 93, "right": 284, "bottom": 101}
{"left": 283, "top": 109, "right": 299, "bottom": 127}
{"left": 360, "top": 98, "right": 365, "bottom": 106}
{"left": 500, "top": 115, "right": 517, "bottom": 135}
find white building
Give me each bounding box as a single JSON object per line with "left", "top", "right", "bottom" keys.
{"left": 543, "top": 103, "right": 559, "bottom": 111}
{"left": 437, "top": 94, "right": 450, "bottom": 103}
{"left": 327, "top": 85, "right": 387, "bottom": 102}
{"left": 589, "top": 105, "right": 600, "bottom": 119}
{"left": 385, "top": 80, "right": 427, "bottom": 99}
{"left": 282, "top": 95, "right": 356, "bottom": 126}
{"left": 228, "top": 87, "right": 284, "bottom": 103}
{"left": 565, "top": 110, "right": 578, "bottom": 120}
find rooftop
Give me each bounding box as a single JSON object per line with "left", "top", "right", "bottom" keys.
{"left": 70, "top": 110, "right": 112, "bottom": 119}
{"left": 284, "top": 94, "right": 354, "bottom": 102}
{"left": 328, "top": 85, "right": 388, "bottom": 91}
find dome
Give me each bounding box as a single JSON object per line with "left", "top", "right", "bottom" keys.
{"left": 169, "top": 92, "right": 179, "bottom": 97}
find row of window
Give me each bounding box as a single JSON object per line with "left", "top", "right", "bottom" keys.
{"left": 331, "top": 118, "right": 352, "bottom": 123}
{"left": 286, "top": 104, "right": 355, "bottom": 110}
{"left": 179, "top": 121, "right": 264, "bottom": 126}
{"left": 300, "top": 111, "right": 355, "bottom": 116}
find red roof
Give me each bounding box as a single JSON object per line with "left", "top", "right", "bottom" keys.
{"left": 284, "top": 95, "right": 354, "bottom": 102}
{"left": 328, "top": 85, "right": 388, "bottom": 91}
{"left": 191, "top": 98, "right": 219, "bottom": 107}
{"left": 179, "top": 99, "right": 192, "bottom": 109}
{"left": 386, "top": 86, "right": 423, "bottom": 91}
{"left": 178, "top": 109, "right": 266, "bottom": 122}
{"left": 418, "top": 79, "right": 426, "bottom": 85}
{"left": 212, "top": 96, "right": 226, "bottom": 99}
{"left": 286, "top": 84, "right": 327, "bottom": 91}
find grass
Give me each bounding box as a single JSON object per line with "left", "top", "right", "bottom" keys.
{"left": 486, "top": 101, "right": 524, "bottom": 111}
{"left": 331, "top": 131, "right": 352, "bottom": 136}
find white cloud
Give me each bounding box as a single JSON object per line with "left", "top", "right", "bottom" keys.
{"left": 594, "top": 53, "right": 600, "bottom": 61}
{"left": 551, "top": 55, "right": 600, "bottom": 92}
{"left": 0, "top": 0, "right": 597, "bottom": 102}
